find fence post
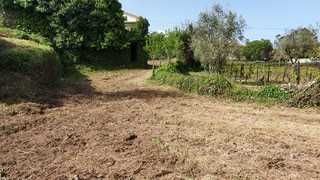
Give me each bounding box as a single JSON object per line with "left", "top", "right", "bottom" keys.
{"left": 267, "top": 64, "right": 271, "bottom": 83}
{"left": 296, "top": 62, "right": 301, "bottom": 85}
{"left": 256, "top": 65, "right": 259, "bottom": 83}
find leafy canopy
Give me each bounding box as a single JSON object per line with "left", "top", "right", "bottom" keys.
{"left": 191, "top": 4, "right": 246, "bottom": 73}
{"left": 275, "top": 27, "right": 318, "bottom": 64}
{"left": 1, "top": 0, "right": 128, "bottom": 51}
{"left": 242, "top": 39, "right": 273, "bottom": 61}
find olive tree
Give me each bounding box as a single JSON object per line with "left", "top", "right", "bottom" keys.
{"left": 275, "top": 27, "right": 318, "bottom": 64}
{"left": 191, "top": 4, "right": 246, "bottom": 73}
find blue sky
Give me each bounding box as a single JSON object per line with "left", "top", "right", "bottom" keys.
{"left": 120, "top": 0, "right": 320, "bottom": 41}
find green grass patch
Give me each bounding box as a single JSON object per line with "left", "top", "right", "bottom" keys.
{"left": 0, "top": 26, "right": 49, "bottom": 45}
{"left": 230, "top": 85, "right": 291, "bottom": 104}
{"left": 0, "top": 36, "right": 61, "bottom": 84}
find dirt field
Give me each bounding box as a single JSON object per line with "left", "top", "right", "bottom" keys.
{"left": 1, "top": 69, "right": 320, "bottom": 180}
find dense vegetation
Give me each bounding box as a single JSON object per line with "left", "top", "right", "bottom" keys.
{"left": 151, "top": 63, "right": 291, "bottom": 104}
{"left": 0, "top": 0, "right": 150, "bottom": 65}
{"left": 0, "top": 0, "right": 127, "bottom": 50}
{"left": 242, "top": 40, "right": 273, "bottom": 61}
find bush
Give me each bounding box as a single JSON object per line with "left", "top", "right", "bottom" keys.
{"left": 257, "top": 85, "right": 289, "bottom": 101}
{"left": 0, "top": 37, "right": 61, "bottom": 84}
{"left": 152, "top": 64, "right": 232, "bottom": 96}
{"left": 155, "top": 62, "right": 188, "bottom": 74}
{"left": 1, "top": 0, "right": 128, "bottom": 51}
{"left": 230, "top": 85, "right": 290, "bottom": 104}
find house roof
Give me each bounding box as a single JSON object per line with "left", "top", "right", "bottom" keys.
{"left": 124, "top": 12, "right": 140, "bottom": 23}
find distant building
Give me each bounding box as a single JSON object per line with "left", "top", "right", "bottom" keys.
{"left": 124, "top": 12, "right": 140, "bottom": 23}
{"left": 124, "top": 12, "right": 140, "bottom": 30}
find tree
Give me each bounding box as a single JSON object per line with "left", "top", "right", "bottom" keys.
{"left": 145, "top": 32, "right": 166, "bottom": 60}
{"left": 145, "top": 30, "right": 184, "bottom": 60}
{"left": 191, "top": 4, "right": 246, "bottom": 73}
{"left": 1, "top": 0, "right": 128, "bottom": 51}
{"left": 176, "top": 24, "right": 197, "bottom": 67}
{"left": 242, "top": 39, "right": 273, "bottom": 61}
{"left": 275, "top": 27, "right": 318, "bottom": 64}
{"left": 164, "top": 30, "right": 183, "bottom": 60}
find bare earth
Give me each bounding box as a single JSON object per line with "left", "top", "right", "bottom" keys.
{"left": 1, "top": 69, "right": 320, "bottom": 180}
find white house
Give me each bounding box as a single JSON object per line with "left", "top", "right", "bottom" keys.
{"left": 124, "top": 12, "right": 140, "bottom": 24}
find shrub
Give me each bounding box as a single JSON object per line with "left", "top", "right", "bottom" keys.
{"left": 257, "top": 85, "right": 289, "bottom": 101}
{"left": 198, "top": 75, "right": 232, "bottom": 96}
{"left": 230, "top": 85, "right": 290, "bottom": 104}
{"left": 155, "top": 62, "right": 188, "bottom": 74}
{"left": 152, "top": 64, "right": 232, "bottom": 96}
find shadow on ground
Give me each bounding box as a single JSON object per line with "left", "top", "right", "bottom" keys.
{"left": 0, "top": 65, "right": 94, "bottom": 108}
{"left": 0, "top": 64, "right": 180, "bottom": 109}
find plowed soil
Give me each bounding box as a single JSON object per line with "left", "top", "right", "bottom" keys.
{"left": 1, "top": 69, "right": 320, "bottom": 180}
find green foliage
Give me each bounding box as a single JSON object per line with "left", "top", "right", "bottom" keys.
{"left": 146, "top": 29, "right": 184, "bottom": 60}
{"left": 129, "top": 17, "right": 150, "bottom": 42}
{"left": 0, "top": 37, "right": 61, "bottom": 84}
{"left": 1, "top": 0, "right": 128, "bottom": 51}
{"left": 275, "top": 27, "right": 318, "bottom": 64}
{"left": 152, "top": 63, "right": 232, "bottom": 96}
{"left": 153, "top": 63, "right": 290, "bottom": 104}
{"left": 197, "top": 75, "right": 233, "bottom": 96}
{"left": 146, "top": 32, "right": 166, "bottom": 59}
{"left": 155, "top": 62, "right": 188, "bottom": 74}
{"left": 192, "top": 4, "right": 246, "bottom": 73}
{"left": 176, "top": 26, "right": 198, "bottom": 68}
{"left": 52, "top": 0, "right": 127, "bottom": 50}
{"left": 257, "top": 85, "right": 290, "bottom": 101}
{"left": 230, "top": 85, "right": 290, "bottom": 104}
{"left": 0, "top": 26, "right": 49, "bottom": 45}
{"left": 242, "top": 39, "right": 273, "bottom": 61}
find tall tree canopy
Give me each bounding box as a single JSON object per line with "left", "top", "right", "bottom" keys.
{"left": 275, "top": 27, "right": 318, "bottom": 64}
{"left": 191, "top": 4, "right": 246, "bottom": 73}
{"left": 0, "top": 0, "right": 128, "bottom": 51}
{"left": 242, "top": 39, "right": 273, "bottom": 61}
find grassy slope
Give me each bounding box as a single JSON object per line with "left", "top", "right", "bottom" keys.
{"left": 0, "top": 27, "right": 61, "bottom": 104}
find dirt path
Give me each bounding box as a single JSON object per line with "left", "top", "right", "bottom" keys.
{"left": 1, "top": 69, "right": 320, "bottom": 180}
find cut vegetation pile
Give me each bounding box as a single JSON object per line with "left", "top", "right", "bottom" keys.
{"left": 290, "top": 80, "right": 320, "bottom": 107}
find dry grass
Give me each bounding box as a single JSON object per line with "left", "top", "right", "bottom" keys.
{"left": 1, "top": 69, "right": 320, "bottom": 179}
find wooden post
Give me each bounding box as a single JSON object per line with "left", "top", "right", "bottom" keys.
{"left": 267, "top": 64, "right": 271, "bottom": 83}
{"left": 296, "top": 62, "right": 301, "bottom": 85}
{"left": 240, "top": 64, "right": 244, "bottom": 80}
{"left": 256, "top": 65, "right": 259, "bottom": 83}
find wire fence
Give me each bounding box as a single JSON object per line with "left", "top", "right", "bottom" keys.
{"left": 225, "top": 62, "right": 320, "bottom": 85}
